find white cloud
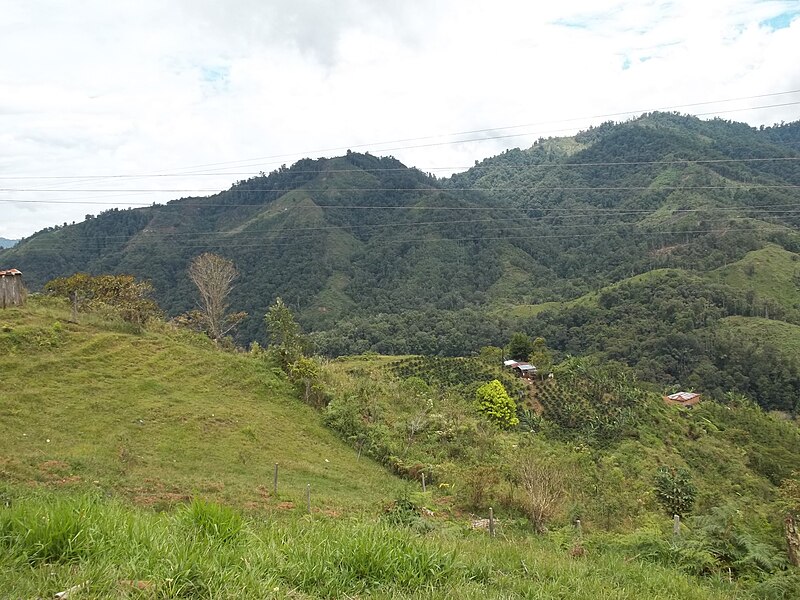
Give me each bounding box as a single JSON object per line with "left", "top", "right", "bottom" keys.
{"left": 1, "top": 0, "right": 799, "bottom": 238}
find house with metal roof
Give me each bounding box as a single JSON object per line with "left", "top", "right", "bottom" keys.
{"left": 663, "top": 391, "right": 701, "bottom": 408}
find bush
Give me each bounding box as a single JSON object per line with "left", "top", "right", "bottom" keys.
{"left": 654, "top": 466, "right": 696, "bottom": 517}
{"left": 475, "top": 380, "right": 519, "bottom": 429}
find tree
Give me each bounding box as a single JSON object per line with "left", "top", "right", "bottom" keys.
{"left": 528, "top": 337, "right": 553, "bottom": 379}
{"left": 518, "top": 455, "right": 569, "bottom": 533}
{"left": 653, "top": 466, "right": 696, "bottom": 517}
{"left": 507, "top": 332, "right": 534, "bottom": 361}
{"left": 475, "top": 380, "right": 519, "bottom": 429}
{"left": 288, "top": 356, "right": 327, "bottom": 408}
{"left": 187, "top": 253, "right": 246, "bottom": 341}
{"left": 265, "top": 297, "right": 305, "bottom": 369}
{"left": 44, "top": 273, "right": 160, "bottom": 326}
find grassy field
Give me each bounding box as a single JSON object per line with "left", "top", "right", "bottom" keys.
{"left": 2, "top": 299, "right": 798, "bottom": 599}
{"left": 0, "top": 298, "right": 400, "bottom": 512}
{"left": 0, "top": 491, "right": 748, "bottom": 600}
{"left": 710, "top": 244, "right": 800, "bottom": 319}
{"left": 717, "top": 316, "right": 800, "bottom": 360}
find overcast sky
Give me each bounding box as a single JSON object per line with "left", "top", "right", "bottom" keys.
{"left": 2, "top": 0, "right": 799, "bottom": 239}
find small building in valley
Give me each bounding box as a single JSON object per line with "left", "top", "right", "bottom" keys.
{"left": 664, "top": 391, "right": 701, "bottom": 408}
{"left": 0, "top": 269, "right": 26, "bottom": 308}
{"left": 503, "top": 359, "right": 537, "bottom": 379}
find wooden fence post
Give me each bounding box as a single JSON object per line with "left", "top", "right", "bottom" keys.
{"left": 273, "top": 463, "right": 278, "bottom": 496}
{"left": 489, "top": 507, "right": 495, "bottom": 537}
{"left": 421, "top": 472, "right": 426, "bottom": 493}
{"left": 673, "top": 514, "right": 681, "bottom": 538}
{"left": 306, "top": 484, "right": 311, "bottom": 514}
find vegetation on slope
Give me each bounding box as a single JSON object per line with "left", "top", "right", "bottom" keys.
{"left": 0, "top": 297, "right": 398, "bottom": 511}
{"left": 2, "top": 296, "right": 800, "bottom": 598}
{"left": 1, "top": 492, "right": 752, "bottom": 600}
{"left": 2, "top": 114, "right": 799, "bottom": 357}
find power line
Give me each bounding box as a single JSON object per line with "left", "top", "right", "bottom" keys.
{"left": 14, "top": 207, "right": 798, "bottom": 247}
{"left": 1, "top": 156, "right": 799, "bottom": 180}
{"left": 2, "top": 184, "right": 798, "bottom": 196}
{"left": 6, "top": 90, "right": 800, "bottom": 186}
{"left": 104, "top": 88, "right": 800, "bottom": 175}
{"left": 14, "top": 226, "right": 794, "bottom": 254}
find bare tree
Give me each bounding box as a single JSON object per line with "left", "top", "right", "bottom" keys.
{"left": 518, "top": 457, "right": 569, "bottom": 533}
{"left": 188, "top": 253, "right": 246, "bottom": 341}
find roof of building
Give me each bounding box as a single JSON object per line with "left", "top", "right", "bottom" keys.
{"left": 503, "top": 359, "right": 519, "bottom": 367}
{"left": 666, "top": 391, "right": 700, "bottom": 402}
{"left": 664, "top": 391, "right": 702, "bottom": 407}
{"left": 516, "top": 363, "right": 537, "bottom": 371}
{"left": 0, "top": 269, "right": 22, "bottom": 277}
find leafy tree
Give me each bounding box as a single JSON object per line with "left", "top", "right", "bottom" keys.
{"left": 528, "top": 337, "right": 553, "bottom": 378}
{"left": 654, "top": 466, "right": 696, "bottom": 517}
{"left": 288, "top": 356, "right": 327, "bottom": 408}
{"left": 265, "top": 297, "right": 305, "bottom": 369}
{"left": 44, "top": 273, "right": 160, "bottom": 326}
{"left": 507, "top": 332, "right": 535, "bottom": 361}
{"left": 187, "top": 253, "right": 246, "bottom": 341}
{"left": 475, "top": 379, "right": 519, "bottom": 429}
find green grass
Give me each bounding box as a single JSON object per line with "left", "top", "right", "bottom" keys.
{"left": 710, "top": 244, "right": 800, "bottom": 319}
{"left": 0, "top": 491, "right": 748, "bottom": 599}
{"left": 717, "top": 316, "right": 800, "bottom": 360}
{"left": 0, "top": 298, "right": 399, "bottom": 511}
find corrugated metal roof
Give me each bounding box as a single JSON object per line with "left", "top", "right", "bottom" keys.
{"left": 667, "top": 391, "right": 700, "bottom": 401}
{"left": 0, "top": 268, "right": 22, "bottom": 277}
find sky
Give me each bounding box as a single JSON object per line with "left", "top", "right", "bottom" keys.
{"left": 1, "top": 0, "right": 800, "bottom": 240}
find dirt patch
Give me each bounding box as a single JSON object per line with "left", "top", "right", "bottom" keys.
{"left": 123, "top": 479, "right": 191, "bottom": 508}
{"left": 276, "top": 501, "right": 295, "bottom": 510}
{"left": 256, "top": 485, "right": 272, "bottom": 501}
{"left": 38, "top": 460, "right": 71, "bottom": 474}
{"left": 36, "top": 460, "right": 77, "bottom": 484}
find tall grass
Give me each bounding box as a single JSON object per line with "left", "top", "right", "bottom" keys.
{"left": 0, "top": 492, "right": 745, "bottom": 599}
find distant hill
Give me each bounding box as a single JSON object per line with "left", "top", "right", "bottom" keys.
{"left": 1, "top": 113, "right": 798, "bottom": 362}
{"left": 0, "top": 237, "right": 18, "bottom": 249}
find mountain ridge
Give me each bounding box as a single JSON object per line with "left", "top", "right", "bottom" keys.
{"left": 2, "top": 113, "right": 799, "bottom": 360}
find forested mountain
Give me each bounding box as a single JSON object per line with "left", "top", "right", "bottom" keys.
{"left": 2, "top": 113, "right": 799, "bottom": 406}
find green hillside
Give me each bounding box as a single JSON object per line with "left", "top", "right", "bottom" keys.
{"left": 2, "top": 114, "right": 799, "bottom": 357}
{"left": 0, "top": 298, "right": 398, "bottom": 511}
{"left": 710, "top": 244, "right": 800, "bottom": 321}
{"left": 718, "top": 316, "right": 800, "bottom": 361}
{"left": 2, "top": 300, "right": 800, "bottom": 598}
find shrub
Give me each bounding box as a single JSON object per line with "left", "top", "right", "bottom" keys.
{"left": 475, "top": 380, "right": 519, "bottom": 429}
{"left": 654, "top": 466, "right": 696, "bottom": 517}
{"left": 517, "top": 455, "right": 570, "bottom": 533}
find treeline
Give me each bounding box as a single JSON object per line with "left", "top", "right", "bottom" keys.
{"left": 522, "top": 270, "right": 800, "bottom": 412}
